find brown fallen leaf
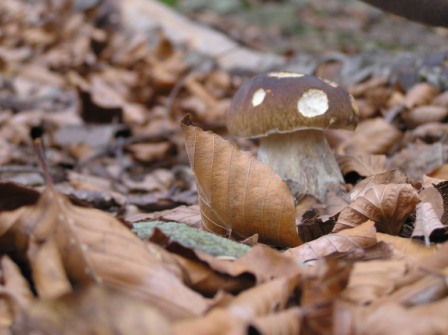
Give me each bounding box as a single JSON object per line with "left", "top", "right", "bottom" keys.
{"left": 334, "top": 184, "right": 420, "bottom": 234}
{"left": 173, "top": 309, "right": 248, "bottom": 335}
{"left": 251, "top": 307, "right": 303, "bottom": 335}
{"left": 376, "top": 233, "right": 436, "bottom": 258}
{"left": 222, "top": 276, "right": 300, "bottom": 321}
{"left": 337, "top": 154, "right": 386, "bottom": 177}
{"left": 388, "top": 142, "right": 447, "bottom": 182}
{"left": 402, "top": 105, "right": 448, "bottom": 128}
{"left": 341, "top": 259, "right": 408, "bottom": 305}
{"left": 0, "top": 256, "right": 34, "bottom": 331}
{"left": 337, "top": 118, "right": 402, "bottom": 155}
{"left": 346, "top": 297, "right": 448, "bottom": 335}
{"left": 285, "top": 221, "right": 378, "bottom": 265}
{"left": 412, "top": 202, "right": 448, "bottom": 243}
{"left": 181, "top": 115, "right": 300, "bottom": 248}
{"left": 370, "top": 266, "right": 448, "bottom": 308}
{"left": 12, "top": 285, "right": 172, "bottom": 335}
{"left": 403, "top": 82, "right": 439, "bottom": 109}
{"left": 434, "top": 180, "right": 448, "bottom": 225}
{"left": 127, "top": 205, "right": 201, "bottom": 229}
{"left": 0, "top": 186, "right": 208, "bottom": 320}
{"left": 418, "top": 186, "right": 444, "bottom": 219}
{"left": 349, "top": 169, "right": 409, "bottom": 201}
{"left": 27, "top": 238, "right": 72, "bottom": 299}
{"left": 394, "top": 242, "right": 448, "bottom": 289}
{"left": 172, "top": 254, "right": 254, "bottom": 296}
{"left": 128, "top": 141, "right": 175, "bottom": 163}
{"left": 301, "top": 258, "right": 352, "bottom": 335}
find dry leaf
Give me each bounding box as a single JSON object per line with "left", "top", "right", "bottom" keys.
{"left": 433, "top": 91, "right": 448, "bottom": 107}
{"left": 370, "top": 266, "right": 448, "bottom": 308}
{"left": 434, "top": 181, "right": 448, "bottom": 225}
{"left": 223, "top": 276, "right": 299, "bottom": 321}
{"left": 181, "top": 115, "right": 300, "bottom": 248}
{"left": 27, "top": 238, "right": 72, "bottom": 299}
{"left": 335, "top": 184, "right": 420, "bottom": 234}
{"left": 301, "top": 259, "right": 352, "bottom": 335}
{"left": 402, "top": 105, "right": 448, "bottom": 128}
{"left": 12, "top": 285, "right": 172, "bottom": 335}
{"left": 376, "top": 233, "right": 436, "bottom": 258}
{"left": 251, "top": 307, "right": 303, "bottom": 335}
{"left": 349, "top": 169, "right": 408, "bottom": 201}
{"left": 337, "top": 118, "right": 402, "bottom": 155}
{"left": 418, "top": 186, "right": 444, "bottom": 219}
{"left": 172, "top": 254, "right": 254, "bottom": 296}
{"left": 173, "top": 309, "right": 248, "bottom": 335}
{"left": 354, "top": 299, "right": 448, "bottom": 335}
{"left": 337, "top": 154, "right": 386, "bottom": 177}
{"left": 127, "top": 205, "right": 201, "bottom": 229}
{"left": 412, "top": 202, "right": 448, "bottom": 243}
{"left": 0, "top": 187, "right": 208, "bottom": 320}
{"left": 388, "top": 142, "right": 448, "bottom": 182}
{"left": 285, "top": 221, "right": 378, "bottom": 264}
{"left": 342, "top": 260, "right": 408, "bottom": 305}
{"left": 177, "top": 243, "right": 301, "bottom": 288}
{"left": 403, "top": 82, "right": 439, "bottom": 109}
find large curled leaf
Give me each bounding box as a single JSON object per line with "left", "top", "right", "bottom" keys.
{"left": 334, "top": 184, "right": 420, "bottom": 234}
{"left": 0, "top": 187, "right": 208, "bottom": 320}
{"left": 181, "top": 115, "right": 300, "bottom": 248}
{"left": 285, "top": 221, "right": 378, "bottom": 264}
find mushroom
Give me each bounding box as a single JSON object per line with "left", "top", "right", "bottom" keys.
{"left": 226, "top": 72, "right": 359, "bottom": 202}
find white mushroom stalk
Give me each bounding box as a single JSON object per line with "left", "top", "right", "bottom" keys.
{"left": 227, "top": 72, "right": 359, "bottom": 202}
{"left": 258, "top": 129, "right": 343, "bottom": 202}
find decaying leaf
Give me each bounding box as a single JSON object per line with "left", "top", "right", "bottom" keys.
{"left": 349, "top": 169, "right": 408, "bottom": 201}
{"left": 301, "top": 258, "right": 352, "bottom": 335}
{"left": 412, "top": 202, "right": 448, "bottom": 243}
{"left": 127, "top": 205, "right": 202, "bottom": 229}
{"left": 388, "top": 142, "right": 448, "bottom": 182}
{"left": 434, "top": 181, "right": 448, "bottom": 226}
{"left": 12, "top": 285, "right": 172, "bottom": 335}
{"left": 403, "top": 82, "right": 439, "bottom": 109}
{"left": 342, "top": 260, "right": 408, "bottom": 305}
{"left": 223, "top": 276, "right": 300, "bottom": 321}
{"left": 337, "top": 118, "right": 402, "bottom": 155}
{"left": 181, "top": 115, "right": 300, "bottom": 248}
{"left": 173, "top": 309, "right": 248, "bottom": 335}
{"left": 0, "top": 186, "right": 208, "bottom": 320}
{"left": 402, "top": 105, "right": 448, "bottom": 128}
{"left": 285, "top": 221, "right": 377, "bottom": 264}
{"left": 337, "top": 154, "right": 386, "bottom": 177}
{"left": 376, "top": 233, "right": 437, "bottom": 258}
{"left": 334, "top": 184, "right": 420, "bottom": 234}
{"left": 251, "top": 307, "right": 303, "bottom": 335}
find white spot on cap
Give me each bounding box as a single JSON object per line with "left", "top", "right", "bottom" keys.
{"left": 323, "top": 78, "right": 338, "bottom": 88}
{"left": 252, "top": 88, "right": 266, "bottom": 107}
{"left": 297, "top": 89, "right": 329, "bottom": 117}
{"left": 350, "top": 94, "right": 359, "bottom": 116}
{"left": 268, "top": 72, "right": 304, "bottom": 79}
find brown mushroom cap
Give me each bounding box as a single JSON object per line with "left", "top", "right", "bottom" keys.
{"left": 227, "top": 72, "right": 359, "bottom": 138}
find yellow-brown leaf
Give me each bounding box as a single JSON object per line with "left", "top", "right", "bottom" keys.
{"left": 334, "top": 184, "right": 420, "bottom": 234}
{"left": 181, "top": 115, "right": 300, "bottom": 248}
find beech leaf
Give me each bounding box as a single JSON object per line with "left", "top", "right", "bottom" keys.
{"left": 337, "top": 154, "right": 386, "bottom": 177}
{"left": 181, "top": 115, "right": 300, "bottom": 248}
{"left": 342, "top": 260, "right": 408, "bottom": 304}
{"left": 0, "top": 187, "right": 208, "bottom": 320}
{"left": 412, "top": 202, "right": 448, "bottom": 243}
{"left": 334, "top": 184, "right": 420, "bottom": 234}
{"left": 285, "top": 220, "right": 378, "bottom": 264}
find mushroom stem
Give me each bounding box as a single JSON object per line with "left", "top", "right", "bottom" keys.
{"left": 257, "top": 129, "right": 343, "bottom": 202}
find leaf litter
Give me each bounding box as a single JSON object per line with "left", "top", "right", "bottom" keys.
{"left": 1, "top": 0, "right": 448, "bottom": 334}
